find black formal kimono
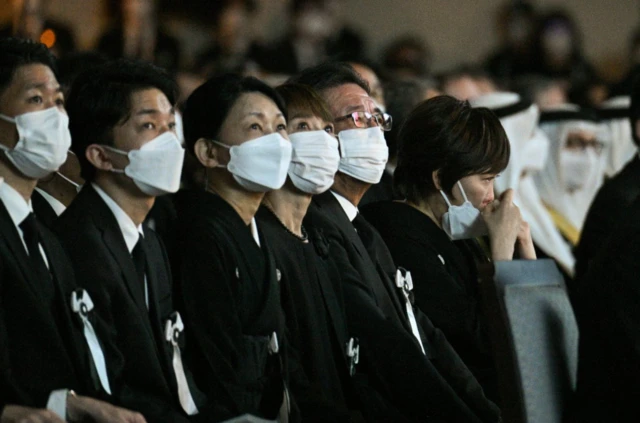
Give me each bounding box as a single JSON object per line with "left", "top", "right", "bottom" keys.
{"left": 0, "top": 199, "right": 102, "bottom": 410}
{"left": 304, "top": 191, "right": 501, "bottom": 423}
{"left": 256, "top": 206, "right": 361, "bottom": 422}
{"left": 173, "top": 190, "right": 287, "bottom": 421}
{"left": 361, "top": 201, "right": 497, "bottom": 401}
{"left": 54, "top": 185, "right": 200, "bottom": 423}
{"left": 570, "top": 195, "right": 640, "bottom": 423}
{"left": 574, "top": 156, "right": 640, "bottom": 282}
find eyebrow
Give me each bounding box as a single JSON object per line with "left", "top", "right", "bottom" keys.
{"left": 25, "top": 82, "right": 62, "bottom": 92}
{"left": 135, "top": 107, "right": 176, "bottom": 116}
{"left": 245, "top": 111, "right": 284, "bottom": 119}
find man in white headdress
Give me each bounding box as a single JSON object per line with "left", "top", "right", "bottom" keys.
{"left": 535, "top": 107, "right": 607, "bottom": 250}
{"left": 600, "top": 96, "right": 634, "bottom": 177}
{"left": 470, "top": 92, "right": 576, "bottom": 276}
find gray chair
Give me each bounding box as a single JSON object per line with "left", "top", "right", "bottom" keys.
{"left": 479, "top": 259, "right": 579, "bottom": 423}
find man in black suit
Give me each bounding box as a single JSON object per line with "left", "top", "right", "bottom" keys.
{"left": 291, "top": 63, "right": 500, "bottom": 422}
{"left": 54, "top": 59, "right": 207, "bottom": 422}
{"left": 0, "top": 38, "right": 144, "bottom": 423}
{"left": 574, "top": 79, "right": 640, "bottom": 281}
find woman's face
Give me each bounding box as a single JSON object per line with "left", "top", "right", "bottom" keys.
{"left": 447, "top": 173, "right": 497, "bottom": 210}
{"left": 287, "top": 111, "right": 334, "bottom": 135}
{"left": 217, "top": 92, "right": 288, "bottom": 148}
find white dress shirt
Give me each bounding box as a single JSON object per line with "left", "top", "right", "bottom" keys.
{"left": 34, "top": 187, "right": 66, "bottom": 216}
{"left": 331, "top": 190, "right": 359, "bottom": 222}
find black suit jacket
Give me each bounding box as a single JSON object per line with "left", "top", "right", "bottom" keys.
{"left": 574, "top": 156, "right": 640, "bottom": 282}
{"left": 31, "top": 189, "right": 59, "bottom": 230}
{"left": 54, "top": 185, "right": 197, "bottom": 423}
{"left": 0, "top": 200, "right": 99, "bottom": 410}
{"left": 571, "top": 195, "right": 640, "bottom": 422}
{"left": 303, "top": 191, "right": 500, "bottom": 423}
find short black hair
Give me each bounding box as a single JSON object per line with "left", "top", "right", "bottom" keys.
{"left": 66, "top": 58, "right": 177, "bottom": 181}
{"left": 288, "top": 62, "right": 370, "bottom": 95}
{"left": 182, "top": 73, "right": 286, "bottom": 155}
{"left": 0, "top": 37, "right": 57, "bottom": 98}
{"left": 57, "top": 51, "right": 109, "bottom": 95}
{"left": 394, "top": 95, "right": 510, "bottom": 202}
{"left": 629, "top": 73, "right": 640, "bottom": 147}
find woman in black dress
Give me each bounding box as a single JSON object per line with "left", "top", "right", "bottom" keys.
{"left": 362, "top": 95, "right": 536, "bottom": 402}
{"left": 175, "top": 74, "right": 292, "bottom": 421}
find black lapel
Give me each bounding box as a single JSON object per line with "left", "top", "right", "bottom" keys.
{"left": 313, "top": 192, "right": 367, "bottom": 259}
{"left": 83, "top": 186, "right": 149, "bottom": 314}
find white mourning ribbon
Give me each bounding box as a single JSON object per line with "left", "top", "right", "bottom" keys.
{"left": 71, "top": 289, "right": 111, "bottom": 394}
{"left": 345, "top": 337, "right": 360, "bottom": 376}
{"left": 268, "top": 332, "right": 290, "bottom": 423}
{"left": 165, "top": 312, "right": 199, "bottom": 415}
{"left": 395, "top": 269, "right": 426, "bottom": 355}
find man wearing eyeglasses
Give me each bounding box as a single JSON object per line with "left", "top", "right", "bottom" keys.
{"left": 292, "top": 63, "right": 501, "bottom": 422}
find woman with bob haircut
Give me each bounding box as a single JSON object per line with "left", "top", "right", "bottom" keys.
{"left": 174, "top": 74, "right": 293, "bottom": 421}
{"left": 363, "top": 95, "right": 536, "bottom": 401}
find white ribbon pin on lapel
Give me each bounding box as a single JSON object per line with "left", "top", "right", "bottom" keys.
{"left": 71, "top": 289, "right": 111, "bottom": 394}
{"left": 395, "top": 268, "right": 426, "bottom": 355}
{"left": 165, "top": 312, "right": 199, "bottom": 415}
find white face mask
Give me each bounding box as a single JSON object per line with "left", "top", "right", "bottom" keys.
{"left": 337, "top": 126, "right": 389, "bottom": 184}
{"left": 559, "top": 148, "right": 598, "bottom": 192}
{"left": 440, "top": 181, "right": 488, "bottom": 240}
{"left": 288, "top": 130, "right": 340, "bottom": 195}
{"left": 521, "top": 129, "right": 550, "bottom": 172}
{"left": 0, "top": 107, "right": 71, "bottom": 179}
{"left": 105, "top": 131, "right": 185, "bottom": 196}
{"left": 214, "top": 132, "right": 292, "bottom": 193}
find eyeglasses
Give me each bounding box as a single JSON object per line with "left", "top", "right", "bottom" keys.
{"left": 565, "top": 135, "right": 605, "bottom": 154}
{"left": 335, "top": 111, "right": 393, "bottom": 131}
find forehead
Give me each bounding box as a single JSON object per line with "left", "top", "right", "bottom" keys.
{"left": 6, "top": 63, "right": 58, "bottom": 93}
{"left": 228, "top": 91, "right": 282, "bottom": 118}
{"left": 128, "top": 87, "right": 173, "bottom": 112}
{"left": 323, "top": 83, "right": 374, "bottom": 115}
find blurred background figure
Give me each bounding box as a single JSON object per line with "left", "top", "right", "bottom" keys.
{"left": 0, "top": 0, "right": 76, "bottom": 57}
{"left": 97, "top": 0, "right": 180, "bottom": 72}
{"left": 439, "top": 66, "right": 497, "bottom": 100}
{"left": 485, "top": 1, "right": 537, "bottom": 87}
{"left": 511, "top": 75, "right": 568, "bottom": 109}
{"left": 531, "top": 10, "right": 604, "bottom": 106}
{"left": 349, "top": 61, "right": 385, "bottom": 110}
{"left": 194, "top": 0, "right": 258, "bottom": 77}
{"left": 253, "top": 0, "right": 364, "bottom": 75}
{"left": 535, "top": 106, "right": 607, "bottom": 249}
{"left": 381, "top": 35, "right": 431, "bottom": 80}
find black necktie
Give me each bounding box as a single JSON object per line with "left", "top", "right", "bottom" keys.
{"left": 19, "top": 213, "right": 54, "bottom": 301}
{"left": 131, "top": 234, "right": 148, "bottom": 309}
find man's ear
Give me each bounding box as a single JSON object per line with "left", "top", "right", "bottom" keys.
{"left": 194, "top": 138, "right": 220, "bottom": 168}
{"left": 86, "top": 144, "right": 115, "bottom": 171}
{"left": 431, "top": 169, "right": 443, "bottom": 190}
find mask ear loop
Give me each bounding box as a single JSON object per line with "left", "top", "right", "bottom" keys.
{"left": 439, "top": 181, "right": 469, "bottom": 207}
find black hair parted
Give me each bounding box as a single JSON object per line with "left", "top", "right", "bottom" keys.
{"left": 0, "top": 37, "right": 57, "bottom": 96}
{"left": 394, "top": 95, "right": 510, "bottom": 203}
{"left": 182, "top": 73, "right": 287, "bottom": 155}
{"left": 66, "top": 58, "right": 177, "bottom": 181}
{"left": 287, "top": 62, "right": 370, "bottom": 95}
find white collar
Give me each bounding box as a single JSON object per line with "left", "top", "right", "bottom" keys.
{"left": 34, "top": 187, "right": 66, "bottom": 216}
{"left": 250, "top": 217, "right": 261, "bottom": 247}
{"left": 92, "top": 183, "right": 143, "bottom": 253}
{"left": 331, "top": 190, "right": 359, "bottom": 222}
{"left": 0, "top": 177, "right": 34, "bottom": 228}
